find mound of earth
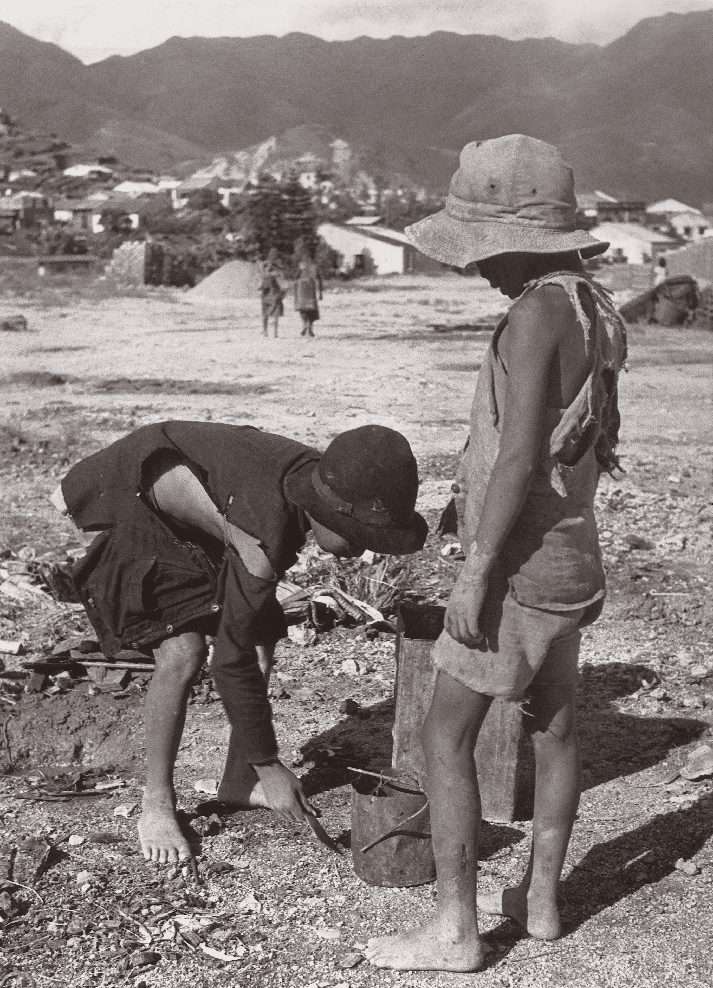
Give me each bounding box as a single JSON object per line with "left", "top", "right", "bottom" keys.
{"left": 188, "top": 259, "right": 263, "bottom": 301}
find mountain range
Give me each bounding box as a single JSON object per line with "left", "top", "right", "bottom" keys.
{"left": 0, "top": 10, "right": 711, "bottom": 203}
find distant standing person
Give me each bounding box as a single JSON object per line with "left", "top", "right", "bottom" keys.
{"left": 652, "top": 255, "right": 668, "bottom": 287}
{"left": 294, "top": 251, "right": 323, "bottom": 337}
{"left": 260, "top": 250, "right": 285, "bottom": 337}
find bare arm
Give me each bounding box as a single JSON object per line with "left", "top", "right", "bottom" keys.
{"left": 445, "top": 290, "right": 561, "bottom": 645}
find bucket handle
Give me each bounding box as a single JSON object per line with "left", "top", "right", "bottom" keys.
{"left": 360, "top": 799, "right": 431, "bottom": 854}
{"left": 348, "top": 765, "right": 422, "bottom": 794}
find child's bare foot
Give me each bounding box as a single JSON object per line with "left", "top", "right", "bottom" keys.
{"left": 138, "top": 796, "right": 192, "bottom": 863}
{"left": 478, "top": 887, "right": 561, "bottom": 940}
{"left": 365, "top": 917, "right": 485, "bottom": 971}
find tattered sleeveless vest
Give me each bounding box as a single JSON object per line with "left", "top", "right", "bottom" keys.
{"left": 454, "top": 273, "right": 627, "bottom": 611}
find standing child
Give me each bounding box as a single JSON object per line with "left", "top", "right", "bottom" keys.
{"left": 53, "top": 422, "right": 427, "bottom": 865}
{"left": 260, "top": 249, "right": 285, "bottom": 337}
{"left": 365, "top": 135, "right": 627, "bottom": 972}
{"left": 294, "top": 250, "right": 323, "bottom": 337}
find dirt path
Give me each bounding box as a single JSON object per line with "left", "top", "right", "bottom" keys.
{"left": 0, "top": 273, "right": 711, "bottom": 987}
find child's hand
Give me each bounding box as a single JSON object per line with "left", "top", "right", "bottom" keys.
{"left": 445, "top": 569, "right": 488, "bottom": 646}
{"left": 252, "top": 760, "right": 316, "bottom": 822}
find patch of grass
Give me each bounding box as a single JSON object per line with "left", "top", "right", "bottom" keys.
{"left": 89, "top": 377, "right": 274, "bottom": 395}
{"left": 4, "top": 371, "right": 75, "bottom": 387}
{"left": 22, "top": 346, "right": 90, "bottom": 355}
{"left": 436, "top": 362, "right": 482, "bottom": 372}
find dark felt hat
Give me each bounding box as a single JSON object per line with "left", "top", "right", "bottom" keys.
{"left": 285, "top": 425, "right": 428, "bottom": 555}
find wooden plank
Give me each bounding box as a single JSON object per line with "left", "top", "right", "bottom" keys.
{"left": 393, "top": 603, "right": 522, "bottom": 823}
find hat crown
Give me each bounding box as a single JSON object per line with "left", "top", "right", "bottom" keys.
{"left": 447, "top": 134, "right": 576, "bottom": 231}
{"left": 318, "top": 425, "right": 418, "bottom": 526}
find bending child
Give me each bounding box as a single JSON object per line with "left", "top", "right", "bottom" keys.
{"left": 54, "top": 422, "right": 427, "bottom": 864}
{"left": 365, "top": 135, "right": 626, "bottom": 972}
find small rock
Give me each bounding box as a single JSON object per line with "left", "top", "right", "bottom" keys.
{"left": 288, "top": 624, "right": 318, "bottom": 647}
{"left": 624, "top": 533, "right": 655, "bottom": 551}
{"left": 676, "top": 649, "right": 697, "bottom": 667}
{"left": 338, "top": 951, "right": 364, "bottom": 969}
{"left": 237, "top": 891, "right": 262, "bottom": 913}
{"left": 315, "top": 926, "right": 341, "bottom": 940}
{"left": 688, "top": 664, "right": 710, "bottom": 682}
{"left": 194, "top": 779, "right": 218, "bottom": 796}
{"left": 339, "top": 698, "right": 360, "bottom": 715}
{"left": 340, "top": 658, "right": 360, "bottom": 676}
{"left": 68, "top": 835, "right": 85, "bottom": 846}
{"left": 129, "top": 950, "right": 162, "bottom": 969}
{"left": 649, "top": 686, "right": 669, "bottom": 701}
{"left": 76, "top": 870, "right": 94, "bottom": 885}
{"left": 674, "top": 858, "right": 700, "bottom": 876}
{"left": 113, "top": 802, "right": 138, "bottom": 818}
{"left": 680, "top": 743, "right": 713, "bottom": 781}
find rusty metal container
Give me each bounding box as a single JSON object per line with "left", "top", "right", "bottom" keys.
{"left": 350, "top": 768, "right": 435, "bottom": 887}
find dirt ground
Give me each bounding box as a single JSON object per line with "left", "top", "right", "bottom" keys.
{"left": 0, "top": 270, "right": 712, "bottom": 988}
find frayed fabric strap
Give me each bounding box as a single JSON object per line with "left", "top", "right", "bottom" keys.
{"left": 311, "top": 467, "right": 397, "bottom": 528}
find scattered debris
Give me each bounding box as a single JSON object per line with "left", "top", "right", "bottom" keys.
{"left": 199, "top": 943, "right": 245, "bottom": 962}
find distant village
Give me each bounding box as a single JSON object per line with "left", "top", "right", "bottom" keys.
{"left": 1, "top": 107, "right": 712, "bottom": 286}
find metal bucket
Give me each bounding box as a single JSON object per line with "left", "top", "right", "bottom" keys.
{"left": 350, "top": 768, "right": 435, "bottom": 887}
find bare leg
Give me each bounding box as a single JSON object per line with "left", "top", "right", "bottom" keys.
{"left": 478, "top": 682, "right": 581, "bottom": 940}
{"left": 138, "top": 630, "right": 207, "bottom": 863}
{"left": 262, "top": 314, "right": 269, "bottom": 336}
{"left": 216, "top": 644, "right": 275, "bottom": 808}
{"left": 272, "top": 316, "right": 279, "bottom": 338}
{"left": 365, "top": 671, "right": 491, "bottom": 971}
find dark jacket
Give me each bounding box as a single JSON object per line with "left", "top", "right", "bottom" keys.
{"left": 62, "top": 422, "right": 319, "bottom": 762}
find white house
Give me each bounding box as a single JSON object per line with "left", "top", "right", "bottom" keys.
{"left": 113, "top": 180, "right": 163, "bottom": 197}
{"left": 318, "top": 222, "right": 443, "bottom": 275}
{"left": 590, "top": 222, "right": 677, "bottom": 265}
{"left": 667, "top": 211, "right": 709, "bottom": 241}
{"left": 63, "top": 163, "right": 114, "bottom": 179}
{"left": 647, "top": 198, "right": 701, "bottom": 218}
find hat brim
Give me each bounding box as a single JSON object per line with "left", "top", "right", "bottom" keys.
{"left": 406, "top": 211, "right": 609, "bottom": 266}
{"left": 285, "top": 467, "right": 428, "bottom": 556}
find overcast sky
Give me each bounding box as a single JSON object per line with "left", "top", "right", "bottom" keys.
{"left": 1, "top": 0, "right": 711, "bottom": 63}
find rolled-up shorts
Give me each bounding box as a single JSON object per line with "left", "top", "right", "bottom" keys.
{"left": 432, "top": 562, "right": 603, "bottom": 701}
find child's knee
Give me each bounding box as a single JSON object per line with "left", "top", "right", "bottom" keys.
{"left": 421, "top": 704, "right": 478, "bottom": 759}
{"left": 153, "top": 632, "right": 207, "bottom": 681}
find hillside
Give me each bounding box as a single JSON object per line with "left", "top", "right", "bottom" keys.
{"left": 0, "top": 11, "right": 711, "bottom": 201}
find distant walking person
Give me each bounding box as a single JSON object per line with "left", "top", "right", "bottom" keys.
{"left": 294, "top": 250, "right": 323, "bottom": 337}
{"left": 260, "top": 249, "right": 285, "bottom": 337}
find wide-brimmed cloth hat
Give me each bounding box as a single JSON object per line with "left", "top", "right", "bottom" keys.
{"left": 406, "top": 134, "right": 608, "bottom": 266}
{"left": 285, "top": 425, "right": 428, "bottom": 555}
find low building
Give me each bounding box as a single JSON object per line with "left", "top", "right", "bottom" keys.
{"left": 667, "top": 211, "right": 709, "bottom": 241}
{"left": 318, "top": 222, "right": 443, "bottom": 275}
{"left": 0, "top": 191, "right": 52, "bottom": 228}
{"left": 590, "top": 222, "right": 677, "bottom": 265}
{"left": 595, "top": 200, "right": 648, "bottom": 225}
